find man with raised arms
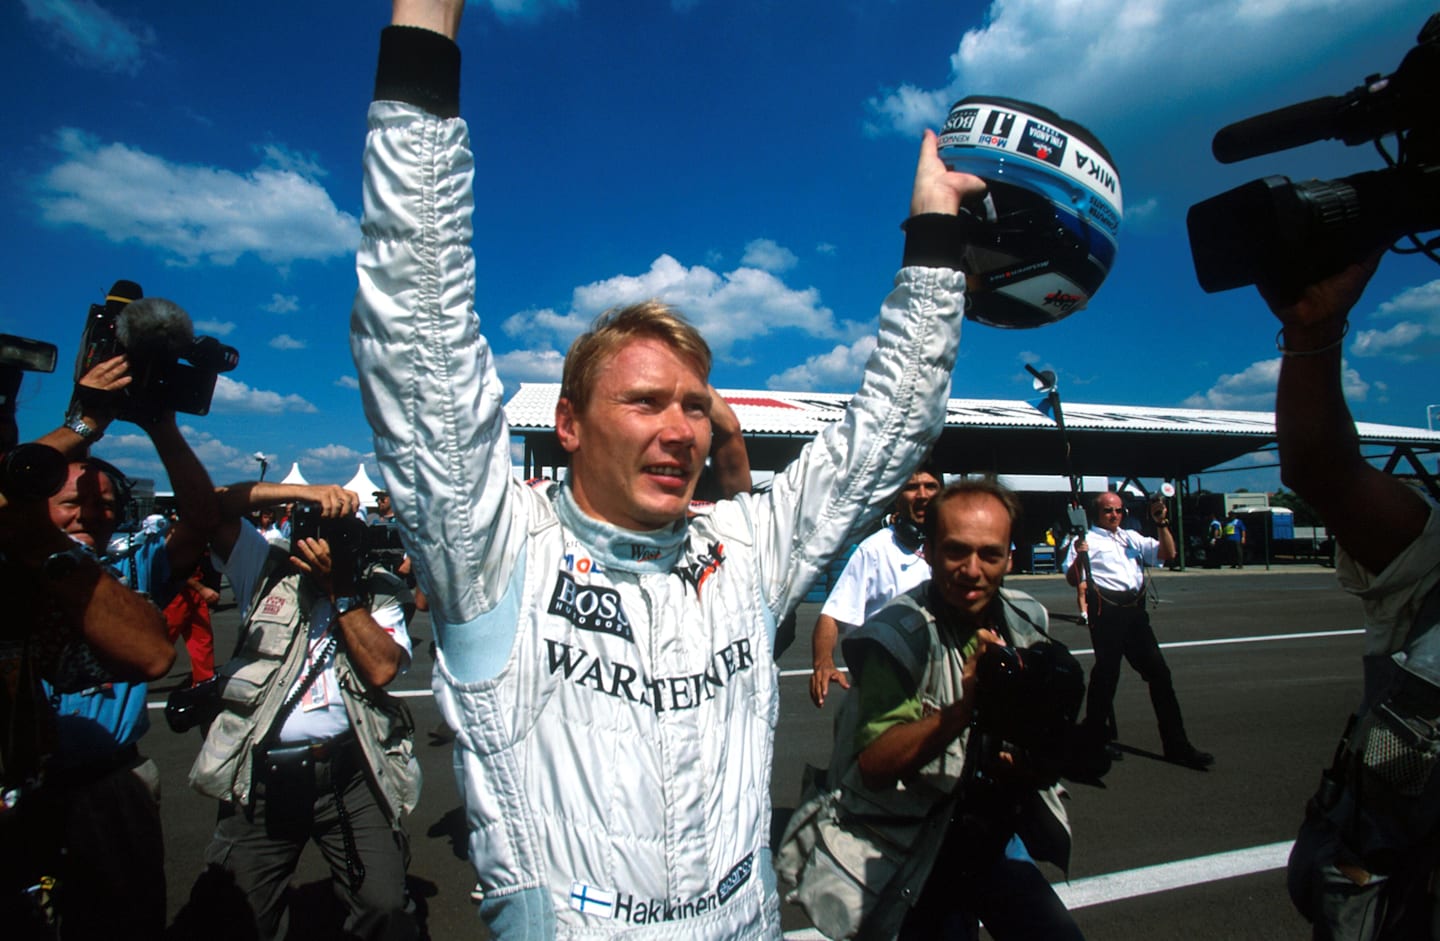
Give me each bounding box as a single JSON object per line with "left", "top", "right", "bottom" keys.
{"left": 351, "top": 2, "right": 984, "bottom": 936}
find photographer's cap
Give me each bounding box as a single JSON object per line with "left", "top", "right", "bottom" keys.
{"left": 937, "top": 96, "right": 1122, "bottom": 329}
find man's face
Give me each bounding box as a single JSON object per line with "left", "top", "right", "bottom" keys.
{"left": 48, "top": 462, "right": 119, "bottom": 549}
{"left": 376, "top": 494, "right": 391, "bottom": 514}
{"left": 895, "top": 471, "right": 941, "bottom": 527}
{"left": 556, "top": 337, "right": 713, "bottom": 531}
{"left": 926, "top": 493, "right": 1012, "bottom": 624}
{"left": 1095, "top": 494, "right": 1125, "bottom": 533}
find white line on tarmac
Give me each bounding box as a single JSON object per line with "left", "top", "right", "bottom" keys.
{"left": 1052, "top": 840, "right": 1294, "bottom": 909}
{"left": 778, "top": 841, "right": 1294, "bottom": 938}
{"left": 774, "top": 628, "right": 1363, "bottom": 677}
{"left": 148, "top": 630, "right": 1364, "bottom": 706}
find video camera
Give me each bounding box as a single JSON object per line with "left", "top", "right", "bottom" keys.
{"left": 0, "top": 333, "right": 68, "bottom": 501}
{"left": 71, "top": 280, "right": 239, "bottom": 422}
{"left": 1187, "top": 12, "right": 1440, "bottom": 294}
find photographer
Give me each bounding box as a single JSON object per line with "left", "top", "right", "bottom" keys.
{"left": 0, "top": 348, "right": 227, "bottom": 939}
{"left": 778, "top": 480, "right": 1081, "bottom": 940}
{"left": 1262, "top": 252, "right": 1440, "bottom": 939}
{"left": 181, "top": 480, "right": 419, "bottom": 941}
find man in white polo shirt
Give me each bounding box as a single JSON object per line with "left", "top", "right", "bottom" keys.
{"left": 809, "top": 462, "right": 943, "bottom": 707}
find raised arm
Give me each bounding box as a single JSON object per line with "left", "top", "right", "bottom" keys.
{"left": 390, "top": 0, "right": 462, "bottom": 38}
{"left": 210, "top": 482, "right": 360, "bottom": 560}
{"left": 144, "top": 412, "right": 222, "bottom": 586}
{"left": 1259, "top": 253, "right": 1424, "bottom": 575}
{"left": 352, "top": 0, "right": 526, "bottom": 632}
{"left": 751, "top": 132, "right": 985, "bottom": 619}
{"left": 707, "top": 386, "right": 752, "bottom": 498}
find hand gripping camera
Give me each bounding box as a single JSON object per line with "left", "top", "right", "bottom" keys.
{"left": 1188, "top": 12, "right": 1440, "bottom": 294}
{"left": 69, "top": 280, "right": 239, "bottom": 423}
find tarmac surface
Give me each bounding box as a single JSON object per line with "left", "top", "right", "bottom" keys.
{"left": 143, "top": 564, "right": 1364, "bottom": 939}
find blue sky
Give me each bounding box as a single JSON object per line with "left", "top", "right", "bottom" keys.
{"left": 3, "top": 0, "right": 1437, "bottom": 494}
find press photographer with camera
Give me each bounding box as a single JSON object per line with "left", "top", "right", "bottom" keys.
{"left": 778, "top": 479, "right": 1083, "bottom": 940}
{"left": 178, "top": 479, "right": 420, "bottom": 941}
{"left": 1, "top": 329, "right": 228, "bottom": 937}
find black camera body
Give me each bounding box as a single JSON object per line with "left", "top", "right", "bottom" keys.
{"left": 287, "top": 502, "right": 411, "bottom": 597}
{"left": 1188, "top": 13, "right": 1440, "bottom": 294}
{"left": 72, "top": 280, "right": 239, "bottom": 421}
{"left": 0, "top": 333, "right": 67, "bottom": 500}
{"left": 970, "top": 640, "right": 1086, "bottom": 788}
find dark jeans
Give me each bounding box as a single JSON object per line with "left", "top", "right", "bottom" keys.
{"left": 203, "top": 748, "right": 414, "bottom": 941}
{"left": 899, "top": 848, "right": 1083, "bottom": 940}
{"left": 1083, "top": 596, "right": 1190, "bottom": 751}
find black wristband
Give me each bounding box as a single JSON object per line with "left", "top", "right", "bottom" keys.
{"left": 374, "top": 25, "right": 461, "bottom": 118}
{"left": 900, "top": 213, "right": 973, "bottom": 270}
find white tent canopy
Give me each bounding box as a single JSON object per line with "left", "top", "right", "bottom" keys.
{"left": 343, "top": 464, "right": 384, "bottom": 504}
{"left": 280, "top": 462, "right": 308, "bottom": 485}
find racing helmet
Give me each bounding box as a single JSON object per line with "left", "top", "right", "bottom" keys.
{"left": 937, "top": 96, "right": 1123, "bottom": 329}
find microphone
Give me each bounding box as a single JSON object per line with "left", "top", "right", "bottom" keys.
{"left": 1211, "top": 95, "right": 1345, "bottom": 164}
{"left": 115, "top": 297, "right": 195, "bottom": 362}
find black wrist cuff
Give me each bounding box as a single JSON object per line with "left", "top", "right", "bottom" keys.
{"left": 901, "top": 214, "right": 971, "bottom": 270}
{"left": 374, "top": 25, "right": 461, "bottom": 118}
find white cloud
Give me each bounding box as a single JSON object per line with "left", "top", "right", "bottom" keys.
{"left": 335, "top": 375, "right": 360, "bottom": 389}
{"left": 98, "top": 425, "right": 267, "bottom": 482}
{"left": 194, "top": 319, "right": 236, "bottom": 337}
{"left": 767, "top": 336, "right": 878, "bottom": 392}
{"left": 500, "top": 253, "right": 859, "bottom": 361}
{"left": 740, "top": 238, "right": 799, "bottom": 274}
{"left": 303, "top": 444, "right": 362, "bottom": 463}
{"left": 495, "top": 348, "right": 566, "bottom": 384}
{"left": 211, "top": 375, "right": 317, "bottom": 414}
{"left": 1352, "top": 279, "right": 1440, "bottom": 362}
{"left": 815, "top": 243, "right": 837, "bottom": 257}
{"left": 264, "top": 293, "right": 300, "bottom": 314}
{"left": 269, "top": 334, "right": 307, "bottom": 351}
{"left": 863, "top": 0, "right": 1419, "bottom": 216}
{"left": 1183, "top": 356, "right": 1370, "bottom": 409}
{"left": 485, "top": 0, "right": 577, "bottom": 21}
{"left": 21, "top": 0, "right": 155, "bottom": 74}
{"left": 869, "top": 0, "right": 1414, "bottom": 138}
{"left": 37, "top": 129, "right": 359, "bottom": 267}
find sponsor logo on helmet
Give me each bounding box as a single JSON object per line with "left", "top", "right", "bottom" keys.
{"left": 1075, "top": 151, "right": 1118, "bottom": 194}
{"left": 942, "top": 106, "right": 979, "bottom": 134}
{"left": 1088, "top": 199, "right": 1120, "bottom": 235}
{"left": 1043, "top": 290, "right": 1085, "bottom": 314}
{"left": 1021, "top": 120, "right": 1068, "bottom": 167}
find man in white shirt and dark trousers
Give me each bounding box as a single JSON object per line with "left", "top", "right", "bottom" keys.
{"left": 1065, "top": 491, "right": 1214, "bottom": 770}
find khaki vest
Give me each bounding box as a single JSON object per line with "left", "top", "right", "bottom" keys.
{"left": 188, "top": 548, "right": 419, "bottom": 819}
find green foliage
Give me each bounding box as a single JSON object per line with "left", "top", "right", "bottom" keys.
{"left": 1270, "top": 488, "right": 1322, "bottom": 526}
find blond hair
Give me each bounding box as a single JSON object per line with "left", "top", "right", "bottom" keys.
{"left": 560, "top": 301, "right": 712, "bottom": 414}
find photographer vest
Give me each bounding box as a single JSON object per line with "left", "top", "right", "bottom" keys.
{"left": 188, "top": 547, "right": 418, "bottom": 820}
{"left": 776, "top": 584, "right": 1071, "bottom": 940}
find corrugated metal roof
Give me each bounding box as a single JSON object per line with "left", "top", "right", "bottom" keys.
{"left": 504, "top": 383, "right": 1439, "bottom": 444}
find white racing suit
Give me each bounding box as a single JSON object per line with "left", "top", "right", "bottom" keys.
{"left": 350, "top": 29, "right": 967, "bottom": 940}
